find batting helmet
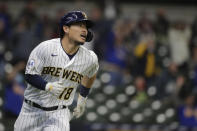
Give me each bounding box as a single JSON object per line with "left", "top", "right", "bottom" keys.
{"left": 59, "top": 11, "right": 94, "bottom": 42}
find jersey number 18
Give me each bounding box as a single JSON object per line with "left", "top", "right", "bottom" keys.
{"left": 59, "top": 87, "right": 74, "bottom": 100}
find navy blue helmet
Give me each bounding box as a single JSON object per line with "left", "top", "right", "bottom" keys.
{"left": 59, "top": 11, "right": 94, "bottom": 42}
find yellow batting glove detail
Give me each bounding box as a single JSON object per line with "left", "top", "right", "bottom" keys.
{"left": 49, "top": 85, "right": 53, "bottom": 91}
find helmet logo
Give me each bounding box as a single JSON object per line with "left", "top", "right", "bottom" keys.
{"left": 72, "top": 14, "right": 78, "bottom": 19}
{"left": 66, "top": 14, "right": 78, "bottom": 23}
{"left": 82, "top": 12, "right": 87, "bottom": 19}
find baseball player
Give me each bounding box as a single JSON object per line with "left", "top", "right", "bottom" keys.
{"left": 14, "top": 11, "right": 99, "bottom": 131}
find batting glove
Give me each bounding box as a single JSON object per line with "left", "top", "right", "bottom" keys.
{"left": 45, "top": 81, "right": 64, "bottom": 97}
{"left": 73, "top": 94, "right": 87, "bottom": 118}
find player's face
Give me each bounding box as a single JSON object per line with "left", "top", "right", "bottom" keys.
{"left": 68, "top": 22, "right": 88, "bottom": 44}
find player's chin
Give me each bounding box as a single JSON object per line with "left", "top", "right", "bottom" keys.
{"left": 78, "top": 38, "right": 86, "bottom": 44}
{"left": 76, "top": 40, "right": 85, "bottom": 45}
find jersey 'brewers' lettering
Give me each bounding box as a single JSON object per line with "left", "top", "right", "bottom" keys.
{"left": 42, "top": 67, "right": 83, "bottom": 84}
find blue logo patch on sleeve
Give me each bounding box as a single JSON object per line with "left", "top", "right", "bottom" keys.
{"left": 27, "top": 59, "right": 35, "bottom": 70}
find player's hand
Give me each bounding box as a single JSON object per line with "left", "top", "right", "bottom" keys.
{"left": 45, "top": 81, "right": 64, "bottom": 97}
{"left": 73, "top": 94, "right": 87, "bottom": 118}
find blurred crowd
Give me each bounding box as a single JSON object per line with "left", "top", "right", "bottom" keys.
{"left": 0, "top": 0, "right": 197, "bottom": 130}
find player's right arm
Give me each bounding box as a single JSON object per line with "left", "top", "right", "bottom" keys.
{"left": 25, "top": 43, "right": 64, "bottom": 97}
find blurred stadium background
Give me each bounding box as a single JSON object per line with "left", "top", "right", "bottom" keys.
{"left": 0, "top": 0, "right": 197, "bottom": 131}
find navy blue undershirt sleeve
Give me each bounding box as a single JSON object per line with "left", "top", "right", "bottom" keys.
{"left": 25, "top": 74, "right": 47, "bottom": 90}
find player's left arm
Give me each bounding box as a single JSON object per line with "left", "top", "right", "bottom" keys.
{"left": 82, "top": 74, "right": 97, "bottom": 88}
{"left": 73, "top": 74, "right": 97, "bottom": 118}
{"left": 73, "top": 51, "right": 99, "bottom": 118}
{"left": 80, "top": 74, "right": 97, "bottom": 96}
{"left": 79, "top": 51, "right": 99, "bottom": 98}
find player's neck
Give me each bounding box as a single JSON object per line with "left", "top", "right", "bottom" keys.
{"left": 61, "top": 37, "right": 80, "bottom": 55}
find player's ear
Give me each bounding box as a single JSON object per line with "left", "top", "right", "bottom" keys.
{"left": 63, "top": 25, "right": 69, "bottom": 34}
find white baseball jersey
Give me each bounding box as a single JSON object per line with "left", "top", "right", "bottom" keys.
{"left": 24, "top": 38, "right": 99, "bottom": 107}
{"left": 14, "top": 38, "right": 99, "bottom": 131}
